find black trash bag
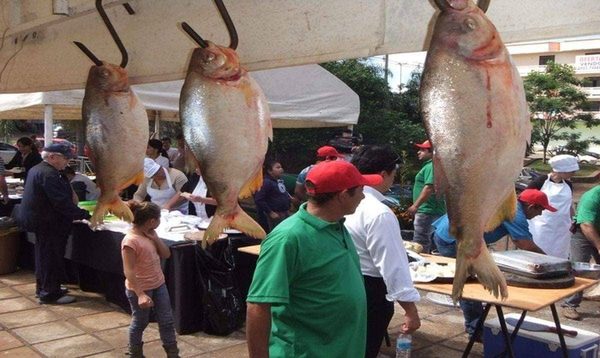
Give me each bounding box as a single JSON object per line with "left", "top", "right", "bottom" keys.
{"left": 195, "top": 241, "right": 243, "bottom": 336}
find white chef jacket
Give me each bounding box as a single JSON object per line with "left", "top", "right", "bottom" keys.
{"left": 345, "top": 186, "right": 420, "bottom": 302}
{"left": 528, "top": 177, "right": 573, "bottom": 258}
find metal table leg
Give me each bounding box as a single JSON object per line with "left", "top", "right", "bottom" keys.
{"left": 550, "top": 303, "right": 569, "bottom": 358}
{"left": 463, "top": 303, "right": 492, "bottom": 358}
{"left": 496, "top": 306, "right": 515, "bottom": 358}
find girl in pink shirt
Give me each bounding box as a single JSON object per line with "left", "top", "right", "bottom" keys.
{"left": 121, "top": 202, "right": 179, "bottom": 357}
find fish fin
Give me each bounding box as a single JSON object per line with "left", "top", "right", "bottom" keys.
{"left": 433, "top": 155, "right": 448, "bottom": 198}
{"left": 116, "top": 171, "right": 145, "bottom": 191}
{"left": 452, "top": 242, "right": 508, "bottom": 301}
{"left": 485, "top": 190, "right": 517, "bottom": 232}
{"left": 239, "top": 169, "right": 263, "bottom": 199}
{"left": 204, "top": 205, "right": 266, "bottom": 247}
{"left": 90, "top": 195, "right": 134, "bottom": 228}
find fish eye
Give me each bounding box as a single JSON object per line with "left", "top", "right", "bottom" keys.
{"left": 204, "top": 53, "right": 216, "bottom": 63}
{"left": 464, "top": 18, "right": 477, "bottom": 31}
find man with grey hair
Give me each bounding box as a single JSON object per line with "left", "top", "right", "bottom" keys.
{"left": 17, "top": 144, "right": 90, "bottom": 304}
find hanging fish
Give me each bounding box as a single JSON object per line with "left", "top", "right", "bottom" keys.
{"left": 420, "top": 0, "right": 531, "bottom": 300}
{"left": 179, "top": 5, "right": 271, "bottom": 245}
{"left": 75, "top": 0, "right": 148, "bottom": 227}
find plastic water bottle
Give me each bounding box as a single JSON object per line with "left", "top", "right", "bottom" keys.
{"left": 396, "top": 333, "right": 411, "bottom": 358}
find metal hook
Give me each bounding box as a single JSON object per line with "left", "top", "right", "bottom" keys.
{"left": 433, "top": 0, "right": 490, "bottom": 13}
{"left": 73, "top": 0, "right": 130, "bottom": 67}
{"left": 181, "top": 0, "right": 239, "bottom": 50}
{"left": 477, "top": 0, "right": 490, "bottom": 13}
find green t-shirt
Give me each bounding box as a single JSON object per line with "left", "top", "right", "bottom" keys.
{"left": 576, "top": 185, "right": 600, "bottom": 230}
{"left": 247, "top": 203, "right": 367, "bottom": 358}
{"left": 412, "top": 159, "right": 446, "bottom": 215}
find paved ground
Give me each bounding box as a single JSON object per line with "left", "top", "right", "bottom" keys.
{"left": 1, "top": 268, "right": 598, "bottom": 357}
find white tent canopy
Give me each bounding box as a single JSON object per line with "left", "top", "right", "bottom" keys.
{"left": 1, "top": 0, "right": 599, "bottom": 93}
{"left": 0, "top": 64, "right": 360, "bottom": 130}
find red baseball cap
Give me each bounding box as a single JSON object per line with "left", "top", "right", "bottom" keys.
{"left": 414, "top": 140, "right": 432, "bottom": 149}
{"left": 518, "top": 189, "right": 557, "bottom": 212}
{"left": 316, "top": 145, "right": 344, "bottom": 158}
{"left": 306, "top": 161, "right": 383, "bottom": 194}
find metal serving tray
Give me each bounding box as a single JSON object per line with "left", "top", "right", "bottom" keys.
{"left": 492, "top": 250, "right": 571, "bottom": 279}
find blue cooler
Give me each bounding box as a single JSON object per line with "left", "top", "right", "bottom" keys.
{"left": 484, "top": 313, "right": 599, "bottom": 357}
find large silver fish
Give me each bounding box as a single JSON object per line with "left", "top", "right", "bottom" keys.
{"left": 420, "top": 0, "right": 531, "bottom": 300}
{"left": 180, "top": 41, "right": 272, "bottom": 245}
{"left": 82, "top": 62, "right": 149, "bottom": 227}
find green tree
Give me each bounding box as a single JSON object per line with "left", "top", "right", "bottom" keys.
{"left": 524, "top": 62, "right": 599, "bottom": 162}
{"left": 270, "top": 59, "right": 426, "bottom": 177}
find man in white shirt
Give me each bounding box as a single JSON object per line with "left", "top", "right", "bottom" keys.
{"left": 345, "top": 145, "right": 421, "bottom": 358}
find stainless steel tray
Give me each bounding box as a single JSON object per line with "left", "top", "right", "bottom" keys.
{"left": 492, "top": 250, "right": 571, "bottom": 279}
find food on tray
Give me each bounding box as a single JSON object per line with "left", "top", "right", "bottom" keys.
{"left": 404, "top": 241, "right": 423, "bottom": 254}
{"left": 410, "top": 262, "right": 456, "bottom": 282}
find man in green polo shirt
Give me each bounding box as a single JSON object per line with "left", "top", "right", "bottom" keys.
{"left": 407, "top": 139, "right": 446, "bottom": 253}
{"left": 246, "top": 161, "right": 383, "bottom": 358}
{"left": 562, "top": 185, "right": 600, "bottom": 320}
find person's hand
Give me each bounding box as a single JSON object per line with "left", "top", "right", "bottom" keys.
{"left": 180, "top": 192, "right": 193, "bottom": 200}
{"left": 138, "top": 293, "right": 154, "bottom": 309}
{"left": 406, "top": 205, "right": 418, "bottom": 217}
{"left": 269, "top": 212, "right": 280, "bottom": 219}
{"left": 401, "top": 312, "right": 421, "bottom": 334}
{"left": 146, "top": 228, "right": 160, "bottom": 242}
{"left": 1, "top": 195, "right": 9, "bottom": 205}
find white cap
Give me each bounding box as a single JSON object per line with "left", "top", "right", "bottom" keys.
{"left": 143, "top": 158, "right": 161, "bottom": 178}
{"left": 549, "top": 155, "right": 579, "bottom": 173}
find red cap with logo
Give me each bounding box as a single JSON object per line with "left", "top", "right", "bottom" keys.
{"left": 316, "top": 145, "right": 344, "bottom": 158}
{"left": 518, "top": 189, "right": 557, "bottom": 212}
{"left": 414, "top": 140, "right": 432, "bottom": 149}
{"left": 306, "top": 161, "right": 383, "bottom": 195}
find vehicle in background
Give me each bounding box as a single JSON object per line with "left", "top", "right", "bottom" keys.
{"left": 0, "top": 142, "right": 18, "bottom": 164}
{"left": 515, "top": 167, "right": 543, "bottom": 193}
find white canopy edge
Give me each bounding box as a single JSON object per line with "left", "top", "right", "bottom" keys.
{"left": 1, "top": 0, "right": 599, "bottom": 93}
{"left": 0, "top": 64, "right": 360, "bottom": 128}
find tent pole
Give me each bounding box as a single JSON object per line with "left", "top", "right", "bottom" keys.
{"left": 44, "top": 105, "right": 53, "bottom": 147}
{"left": 155, "top": 111, "right": 160, "bottom": 138}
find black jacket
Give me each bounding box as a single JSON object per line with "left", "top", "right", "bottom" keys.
{"left": 5, "top": 151, "right": 42, "bottom": 181}
{"left": 17, "top": 161, "right": 90, "bottom": 234}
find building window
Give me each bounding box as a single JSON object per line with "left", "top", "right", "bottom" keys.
{"left": 539, "top": 55, "right": 555, "bottom": 65}
{"left": 583, "top": 77, "right": 600, "bottom": 87}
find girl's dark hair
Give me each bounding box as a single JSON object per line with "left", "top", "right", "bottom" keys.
{"left": 130, "top": 201, "right": 161, "bottom": 225}
{"left": 148, "top": 139, "right": 170, "bottom": 163}
{"left": 17, "top": 137, "right": 38, "bottom": 152}
{"left": 351, "top": 145, "right": 398, "bottom": 174}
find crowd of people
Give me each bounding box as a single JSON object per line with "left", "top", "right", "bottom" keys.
{"left": 1, "top": 131, "right": 599, "bottom": 357}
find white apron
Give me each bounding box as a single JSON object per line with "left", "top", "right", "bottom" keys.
{"left": 146, "top": 168, "right": 189, "bottom": 214}
{"left": 191, "top": 176, "right": 209, "bottom": 220}
{"left": 528, "top": 177, "right": 572, "bottom": 258}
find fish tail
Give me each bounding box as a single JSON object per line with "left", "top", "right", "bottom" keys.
{"left": 90, "top": 195, "right": 133, "bottom": 228}
{"left": 452, "top": 242, "right": 508, "bottom": 301}
{"left": 204, "top": 205, "right": 266, "bottom": 248}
